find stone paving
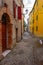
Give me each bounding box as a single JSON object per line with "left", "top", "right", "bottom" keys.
{"left": 0, "top": 32, "right": 43, "bottom": 65}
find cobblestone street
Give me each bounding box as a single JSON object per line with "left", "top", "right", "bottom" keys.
{"left": 0, "top": 32, "right": 43, "bottom": 65}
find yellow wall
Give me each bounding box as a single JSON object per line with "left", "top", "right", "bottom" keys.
{"left": 29, "top": 10, "right": 34, "bottom": 33}
{"left": 37, "top": 0, "right": 43, "bottom": 13}
{"left": 34, "top": 1, "right": 38, "bottom": 15}
{"left": 33, "top": 1, "right": 38, "bottom": 36}
{"left": 38, "top": 14, "right": 43, "bottom": 37}
{"left": 34, "top": 13, "right": 43, "bottom": 37}
{"left": 29, "top": 0, "right": 43, "bottom": 38}
{"left": 34, "top": 0, "right": 43, "bottom": 37}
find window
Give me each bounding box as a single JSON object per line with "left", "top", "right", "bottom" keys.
{"left": 33, "top": 19, "right": 34, "bottom": 23}
{"left": 42, "top": 5, "right": 43, "bottom": 8}
{"left": 36, "top": 15, "right": 38, "bottom": 21}
{"left": 18, "top": 6, "right": 22, "bottom": 20}
{"left": 32, "top": 27, "right": 34, "bottom": 33}
{"left": 36, "top": 26, "right": 38, "bottom": 31}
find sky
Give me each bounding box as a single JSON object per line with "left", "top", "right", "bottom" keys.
{"left": 23, "top": 0, "right": 35, "bottom": 24}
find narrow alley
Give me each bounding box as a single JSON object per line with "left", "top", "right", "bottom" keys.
{"left": 0, "top": 0, "right": 43, "bottom": 65}
{"left": 0, "top": 32, "right": 43, "bottom": 65}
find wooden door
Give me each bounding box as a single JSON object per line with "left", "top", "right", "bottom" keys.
{"left": 2, "top": 23, "right": 6, "bottom": 51}
{"left": 8, "top": 24, "right": 12, "bottom": 49}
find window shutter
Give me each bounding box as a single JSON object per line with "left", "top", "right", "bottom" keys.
{"left": 18, "top": 6, "right": 22, "bottom": 20}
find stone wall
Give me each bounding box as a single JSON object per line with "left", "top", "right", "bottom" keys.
{"left": 4, "top": 0, "right": 14, "bottom": 16}
{"left": 12, "top": 19, "right": 16, "bottom": 48}
{"left": 16, "top": 20, "right": 22, "bottom": 42}
{"left": 22, "top": 14, "right": 24, "bottom": 35}
{"left": 0, "top": 7, "right": 16, "bottom": 55}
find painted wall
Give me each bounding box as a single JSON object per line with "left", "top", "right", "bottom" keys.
{"left": 29, "top": 0, "right": 43, "bottom": 38}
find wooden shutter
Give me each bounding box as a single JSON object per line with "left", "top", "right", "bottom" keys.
{"left": 18, "top": 6, "right": 22, "bottom": 20}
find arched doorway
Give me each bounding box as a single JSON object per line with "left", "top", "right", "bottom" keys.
{"left": 2, "top": 13, "right": 10, "bottom": 52}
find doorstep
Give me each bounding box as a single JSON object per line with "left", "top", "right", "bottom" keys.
{"left": 0, "top": 50, "right": 11, "bottom": 61}
{"left": 2, "top": 50, "right": 11, "bottom": 57}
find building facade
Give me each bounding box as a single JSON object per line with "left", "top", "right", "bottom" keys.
{"left": 0, "top": 0, "right": 23, "bottom": 59}
{"left": 0, "top": 0, "right": 16, "bottom": 58}
{"left": 29, "top": 0, "right": 43, "bottom": 38}
{"left": 13, "top": 0, "right": 24, "bottom": 42}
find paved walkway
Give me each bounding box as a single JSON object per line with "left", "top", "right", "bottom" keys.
{"left": 0, "top": 32, "right": 43, "bottom": 65}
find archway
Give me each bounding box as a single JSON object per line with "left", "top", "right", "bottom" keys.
{"left": 2, "top": 13, "right": 10, "bottom": 52}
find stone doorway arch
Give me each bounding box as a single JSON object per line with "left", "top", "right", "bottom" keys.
{"left": 1, "top": 13, "right": 12, "bottom": 52}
